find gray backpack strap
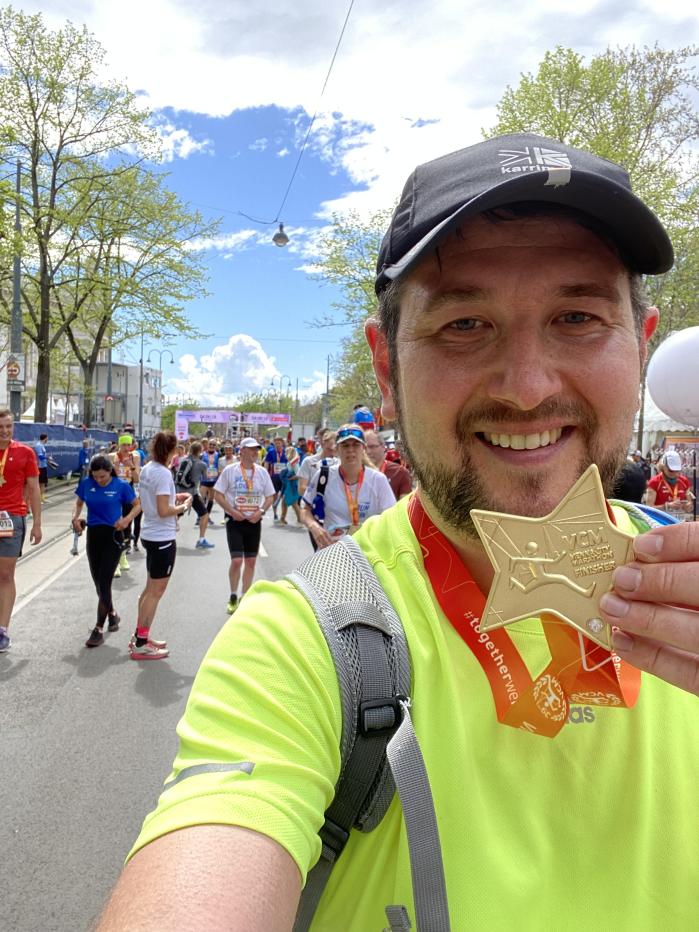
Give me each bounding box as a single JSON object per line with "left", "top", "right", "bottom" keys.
{"left": 290, "top": 537, "right": 450, "bottom": 932}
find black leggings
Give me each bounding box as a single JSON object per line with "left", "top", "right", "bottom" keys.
{"left": 85, "top": 525, "right": 122, "bottom": 627}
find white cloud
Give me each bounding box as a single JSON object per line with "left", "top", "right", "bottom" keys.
{"left": 249, "top": 137, "right": 268, "bottom": 152}
{"left": 188, "top": 229, "right": 261, "bottom": 254}
{"left": 168, "top": 335, "right": 280, "bottom": 405}
{"left": 154, "top": 119, "right": 213, "bottom": 162}
{"left": 30, "top": 0, "right": 699, "bottom": 220}
{"left": 299, "top": 369, "right": 327, "bottom": 402}
{"left": 276, "top": 147, "right": 290, "bottom": 158}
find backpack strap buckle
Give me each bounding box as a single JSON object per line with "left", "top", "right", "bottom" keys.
{"left": 359, "top": 696, "right": 407, "bottom": 737}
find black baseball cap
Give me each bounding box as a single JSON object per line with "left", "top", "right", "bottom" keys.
{"left": 375, "top": 133, "right": 673, "bottom": 294}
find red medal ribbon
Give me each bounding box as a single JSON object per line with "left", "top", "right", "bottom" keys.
{"left": 340, "top": 466, "right": 364, "bottom": 526}
{"left": 242, "top": 466, "right": 255, "bottom": 493}
{"left": 408, "top": 493, "right": 640, "bottom": 737}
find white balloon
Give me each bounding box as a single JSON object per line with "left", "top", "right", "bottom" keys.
{"left": 646, "top": 327, "right": 699, "bottom": 428}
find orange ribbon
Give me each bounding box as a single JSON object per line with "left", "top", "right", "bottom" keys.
{"left": 408, "top": 493, "right": 640, "bottom": 738}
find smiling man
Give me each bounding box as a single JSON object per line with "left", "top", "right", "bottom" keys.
{"left": 98, "top": 134, "right": 699, "bottom": 932}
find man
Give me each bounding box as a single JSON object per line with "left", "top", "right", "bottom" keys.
{"left": 632, "top": 449, "right": 651, "bottom": 482}
{"left": 175, "top": 441, "right": 215, "bottom": 550}
{"left": 644, "top": 449, "right": 695, "bottom": 515}
{"left": 213, "top": 437, "right": 274, "bottom": 614}
{"left": 35, "top": 432, "right": 57, "bottom": 503}
{"left": 352, "top": 403, "right": 375, "bottom": 431}
{"left": 364, "top": 429, "right": 413, "bottom": 499}
{"left": 297, "top": 429, "right": 340, "bottom": 551}
{"left": 109, "top": 434, "right": 141, "bottom": 569}
{"left": 98, "top": 134, "right": 699, "bottom": 930}
{"left": 264, "top": 436, "right": 287, "bottom": 520}
{"left": 0, "top": 409, "right": 42, "bottom": 652}
{"left": 78, "top": 439, "right": 92, "bottom": 479}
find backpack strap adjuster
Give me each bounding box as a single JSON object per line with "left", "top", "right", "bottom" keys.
{"left": 319, "top": 817, "right": 350, "bottom": 861}
{"left": 359, "top": 696, "right": 407, "bottom": 736}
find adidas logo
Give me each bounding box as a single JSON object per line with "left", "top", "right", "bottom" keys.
{"left": 498, "top": 146, "right": 572, "bottom": 175}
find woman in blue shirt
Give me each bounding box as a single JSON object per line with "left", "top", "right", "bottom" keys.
{"left": 71, "top": 455, "right": 141, "bottom": 648}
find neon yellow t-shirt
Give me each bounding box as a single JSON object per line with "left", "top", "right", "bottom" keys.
{"left": 130, "top": 498, "right": 699, "bottom": 929}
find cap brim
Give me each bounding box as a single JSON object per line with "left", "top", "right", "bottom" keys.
{"left": 378, "top": 170, "right": 673, "bottom": 289}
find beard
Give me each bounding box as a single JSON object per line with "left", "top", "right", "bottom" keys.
{"left": 394, "top": 391, "right": 631, "bottom": 537}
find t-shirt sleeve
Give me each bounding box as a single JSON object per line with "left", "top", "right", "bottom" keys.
{"left": 376, "top": 472, "right": 397, "bottom": 511}
{"left": 25, "top": 447, "right": 40, "bottom": 477}
{"left": 154, "top": 466, "right": 174, "bottom": 497}
{"left": 75, "top": 477, "right": 87, "bottom": 501}
{"left": 213, "top": 469, "right": 228, "bottom": 493}
{"left": 121, "top": 480, "right": 136, "bottom": 504}
{"left": 260, "top": 467, "right": 275, "bottom": 496}
{"left": 128, "top": 580, "right": 342, "bottom": 881}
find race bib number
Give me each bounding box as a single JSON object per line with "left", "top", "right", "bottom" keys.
{"left": 117, "top": 463, "right": 126, "bottom": 478}
{"left": 234, "top": 493, "right": 263, "bottom": 515}
{"left": 0, "top": 511, "right": 14, "bottom": 539}
{"left": 207, "top": 465, "right": 218, "bottom": 479}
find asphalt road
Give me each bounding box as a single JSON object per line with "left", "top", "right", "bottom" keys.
{"left": 1, "top": 490, "right": 313, "bottom": 932}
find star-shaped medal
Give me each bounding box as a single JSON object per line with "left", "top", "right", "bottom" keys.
{"left": 471, "top": 464, "right": 634, "bottom": 650}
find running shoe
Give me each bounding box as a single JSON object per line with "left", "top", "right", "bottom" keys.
{"left": 85, "top": 627, "right": 104, "bottom": 648}
{"left": 0, "top": 626, "right": 11, "bottom": 652}
{"left": 113, "top": 565, "right": 122, "bottom": 578}
{"left": 133, "top": 542, "right": 140, "bottom": 552}
{"left": 128, "top": 634, "right": 167, "bottom": 650}
{"left": 226, "top": 596, "right": 239, "bottom": 615}
{"left": 196, "top": 539, "right": 215, "bottom": 549}
{"left": 119, "top": 553, "right": 130, "bottom": 571}
{"left": 220, "top": 518, "right": 227, "bottom": 525}
{"left": 108, "top": 613, "right": 120, "bottom": 632}
{"left": 129, "top": 639, "right": 169, "bottom": 661}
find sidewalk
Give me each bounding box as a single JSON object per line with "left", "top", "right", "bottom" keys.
{"left": 15, "top": 479, "right": 80, "bottom": 602}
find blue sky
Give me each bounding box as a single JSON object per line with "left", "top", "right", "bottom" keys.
{"left": 18, "top": 0, "right": 699, "bottom": 410}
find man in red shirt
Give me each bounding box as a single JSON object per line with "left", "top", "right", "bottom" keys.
{"left": 0, "top": 408, "right": 42, "bottom": 652}
{"left": 364, "top": 429, "right": 413, "bottom": 499}
{"left": 645, "top": 450, "right": 695, "bottom": 516}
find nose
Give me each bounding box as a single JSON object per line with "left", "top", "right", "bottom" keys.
{"left": 484, "top": 328, "right": 564, "bottom": 411}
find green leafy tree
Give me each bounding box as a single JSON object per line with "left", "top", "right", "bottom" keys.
{"left": 486, "top": 43, "right": 699, "bottom": 444}
{"left": 309, "top": 208, "right": 393, "bottom": 422}
{"left": 0, "top": 7, "right": 159, "bottom": 421}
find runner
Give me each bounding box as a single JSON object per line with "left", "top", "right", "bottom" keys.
{"left": 72, "top": 454, "right": 140, "bottom": 648}
{"left": 35, "top": 432, "right": 57, "bottom": 503}
{"left": 213, "top": 437, "right": 274, "bottom": 614}
{"left": 297, "top": 428, "right": 340, "bottom": 551}
{"left": 109, "top": 434, "right": 140, "bottom": 571}
{"left": 364, "top": 429, "right": 413, "bottom": 499}
{"left": 200, "top": 439, "right": 220, "bottom": 519}
{"left": 174, "top": 441, "right": 215, "bottom": 549}
{"left": 131, "top": 431, "right": 192, "bottom": 660}
{"left": 644, "top": 450, "right": 695, "bottom": 516}
{"left": 264, "top": 436, "right": 287, "bottom": 520}
{"left": 217, "top": 442, "right": 238, "bottom": 524}
{"left": 301, "top": 424, "right": 395, "bottom": 547}
{"left": 0, "top": 409, "right": 41, "bottom": 652}
{"left": 279, "top": 445, "right": 302, "bottom": 525}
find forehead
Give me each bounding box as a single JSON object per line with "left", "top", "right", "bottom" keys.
{"left": 402, "top": 214, "right": 629, "bottom": 303}
{"left": 339, "top": 439, "right": 363, "bottom": 449}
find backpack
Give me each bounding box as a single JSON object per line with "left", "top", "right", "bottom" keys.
{"left": 288, "top": 501, "right": 672, "bottom": 932}
{"left": 174, "top": 456, "right": 195, "bottom": 490}
{"left": 310, "top": 462, "right": 331, "bottom": 523}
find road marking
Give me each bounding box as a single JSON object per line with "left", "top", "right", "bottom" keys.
{"left": 14, "top": 552, "right": 84, "bottom": 615}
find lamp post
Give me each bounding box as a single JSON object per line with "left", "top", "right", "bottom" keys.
{"left": 9, "top": 159, "right": 23, "bottom": 421}
{"left": 141, "top": 346, "right": 174, "bottom": 438}
{"left": 270, "top": 374, "right": 292, "bottom": 410}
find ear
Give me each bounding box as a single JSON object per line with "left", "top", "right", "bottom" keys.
{"left": 365, "top": 318, "right": 396, "bottom": 421}
{"left": 641, "top": 305, "right": 659, "bottom": 365}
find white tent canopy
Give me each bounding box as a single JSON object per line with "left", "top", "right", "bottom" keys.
{"left": 635, "top": 386, "right": 697, "bottom": 454}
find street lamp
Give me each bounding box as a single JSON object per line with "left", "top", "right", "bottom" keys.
{"left": 140, "top": 346, "right": 174, "bottom": 437}
{"left": 272, "top": 223, "right": 289, "bottom": 247}
{"left": 270, "top": 374, "right": 292, "bottom": 410}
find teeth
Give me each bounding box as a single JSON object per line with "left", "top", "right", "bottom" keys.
{"left": 483, "top": 428, "right": 563, "bottom": 450}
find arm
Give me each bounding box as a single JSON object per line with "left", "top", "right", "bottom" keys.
{"left": 300, "top": 502, "right": 334, "bottom": 549}
{"left": 25, "top": 476, "right": 42, "bottom": 544}
{"left": 214, "top": 488, "right": 245, "bottom": 522}
{"left": 71, "top": 496, "right": 85, "bottom": 532}
{"left": 157, "top": 493, "right": 188, "bottom": 519}
{"left": 643, "top": 487, "right": 657, "bottom": 506}
{"left": 95, "top": 824, "right": 301, "bottom": 932}
{"left": 115, "top": 497, "right": 141, "bottom": 530}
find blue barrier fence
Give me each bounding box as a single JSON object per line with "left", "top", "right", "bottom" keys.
{"left": 12, "top": 424, "right": 118, "bottom": 478}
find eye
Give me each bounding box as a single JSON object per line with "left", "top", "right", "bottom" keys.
{"left": 557, "top": 311, "right": 595, "bottom": 325}
{"left": 446, "top": 318, "right": 486, "bottom": 332}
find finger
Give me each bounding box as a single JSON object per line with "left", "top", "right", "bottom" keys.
{"left": 631, "top": 521, "right": 699, "bottom": 564}
{"left": 600, "top": 592, "right": 699, "bottom": 653}
{"left": 612, "top": 631, "right": 699, "bottom": 697}
{"left": 610, "top": 558, "right": 699, "bottom": 609}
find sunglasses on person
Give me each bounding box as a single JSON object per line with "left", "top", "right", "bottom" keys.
{"left": 336, "top": 427, "right": 366, "bottom": 444}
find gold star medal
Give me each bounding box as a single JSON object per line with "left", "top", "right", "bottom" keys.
{"left": 471, "top": 465, "right": 633, "bottom": 650}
